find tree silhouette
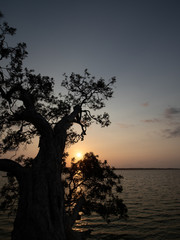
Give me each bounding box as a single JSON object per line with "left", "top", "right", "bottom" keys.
{"left": 0, "top": 12, "right": 126, "bottom": 240}
{"left": 1, "top": 153, "right": 128, "bottom": 239}
{"left": 64, "top": 153, "right": 128, "bottom": 225}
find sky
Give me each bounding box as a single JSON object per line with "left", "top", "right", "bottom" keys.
{"left": 1, "top": 0, "right": 180, "bottom": 168}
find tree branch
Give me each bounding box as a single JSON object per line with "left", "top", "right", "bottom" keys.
{"left": 13, "top": 110, "right": 52, "bottom": 138}
{"left": 0, "top": 76, "right": 48, "bottom": 129}
{"left": 69, "top": 195, "right": 85, "bottom": 228}
{"left": 0, "top": 82, "right": 34, "bottom": 109}
{"left": 0, "top": 158, "right": 23, "bottom": 181}
{"left": 54, "top": 105, "right": 82, "bottom": 135}
{"left": 54, "top": 105, "right": 83, "bottom": 153}
{"left": 2, "top": 83, "right": 53, "bottom": 138}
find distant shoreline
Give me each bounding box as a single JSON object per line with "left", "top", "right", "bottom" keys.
{"left": 114, "top": 168, "right": 180, "bottom": 170}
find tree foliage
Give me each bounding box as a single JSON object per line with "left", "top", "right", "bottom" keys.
{"left": 64, "top": 152, "right": 128, "bottom": 224}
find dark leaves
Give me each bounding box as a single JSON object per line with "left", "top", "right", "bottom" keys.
{"left": 0, "top": 175, "right": 19, "bottom": 216}
{"left": 62, "top": 70, "right": 116, "bottom": 111}
{"left": 63, "top": 152, "right": 128, "bottom": 222}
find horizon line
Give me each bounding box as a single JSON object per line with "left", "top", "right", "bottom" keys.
{"left": 114, "top": 167, "right": 180, "bottom": 170}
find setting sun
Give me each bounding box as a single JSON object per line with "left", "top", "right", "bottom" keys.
{"left": 76, "top": 152, "right": 83, "bottom": 159}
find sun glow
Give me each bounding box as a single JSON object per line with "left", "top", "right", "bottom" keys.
{"left": 76, "top": 152, "right": 83, "bottom": 159}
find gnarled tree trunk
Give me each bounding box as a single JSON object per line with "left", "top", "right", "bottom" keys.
{"left": 1, "top": 140, "right": 66, "bottom": 240}
{"left": 13, "top": 150, "right": 65, "bottom": 239}
{"left": 0, "top": 106, "right": 84, "bottom": 240}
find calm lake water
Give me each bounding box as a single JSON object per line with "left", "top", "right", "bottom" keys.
{"left": 0, "top": 170, "right": 180, "bottom": 239}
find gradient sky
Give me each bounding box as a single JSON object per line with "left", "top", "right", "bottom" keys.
{"left": 1, "top": 0, "right": 180, "bottom": 167}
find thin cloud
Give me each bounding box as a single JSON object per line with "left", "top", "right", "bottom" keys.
{"left": 164, "top": 107, "right": 180, "bottom": 119}
{"left": 163, "top": 107, "right": 180, "bottom": 138}
{"left": 142, "top": 102, "right": 149, "bottom": 107}
{"left": 142, "top": 118, "right": 160, "bottom": 123}
{"left": 117, "top": 123, "right": 134, "bottom": 128}
{"left": 164, "top": 126, "right": 180, "bottom": 138}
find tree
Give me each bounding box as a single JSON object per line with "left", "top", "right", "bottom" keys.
{"left": 1, "top": 153, "right": 128, "bottom": 239}
{"left": 64, "top": 152, "right": 128, "bottom": 226}
{"left": 0, "top": 13, "right": 126, "bottom": 240}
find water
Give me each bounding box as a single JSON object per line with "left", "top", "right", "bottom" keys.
{"left": 1, "top": 170, "right": 180, "bottom": 239}
{"left": 74, "top": 170, "right": 180, "bottom": 240}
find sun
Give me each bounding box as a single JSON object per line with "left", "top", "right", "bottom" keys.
{"left": 76, "top": 152, "right": 83, "bottom": 159}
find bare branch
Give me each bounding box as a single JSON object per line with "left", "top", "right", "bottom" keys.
{"left": 54, "top": 105, "right": 82, "bottom": 133}
{"left": 69, "top": 196, "right": 85, "bottom": 227}
{"left": 0, "top": 158, "right": 23, "bottom": 181}
{"left": 13, "top": 110, "right": 52, "bottom": 138}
